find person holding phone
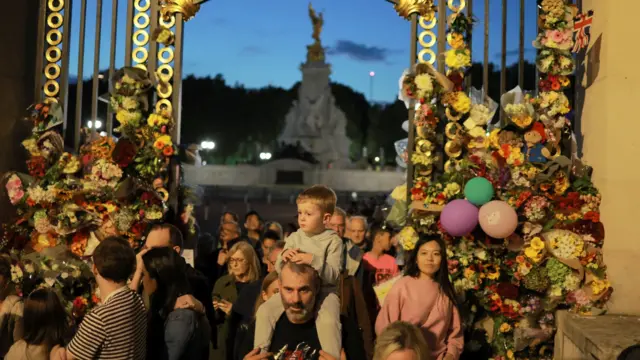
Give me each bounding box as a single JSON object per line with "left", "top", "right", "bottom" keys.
{"left": 211, "top": 242, "right": 262, "bottom": 360}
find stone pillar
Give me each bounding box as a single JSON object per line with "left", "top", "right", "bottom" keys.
{"left": 580, "top": 0, "right": 640, "bottom": 315}
{"left": 0, "top": 0, "right": 38, "bottom": 223}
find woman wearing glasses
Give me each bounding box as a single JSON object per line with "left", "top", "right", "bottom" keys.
{"left": 211, "top": 241, "right": 262, "bottom": 360}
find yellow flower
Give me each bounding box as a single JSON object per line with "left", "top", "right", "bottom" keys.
{"left": 414, "top": 74, "right": 434, "bottom": 94}
{"left": 507, "top": 350, "right": 515, "bottom": 359}
{"left": 591, "top": 278, "right": 610, "bottom": 295}
{"left": 464, "top": 268, "right": 475, "bottom": 279}
{"left": 452, "top": 92, "right": 472, "bottom": 114}
{"left": 530, "top": 237, "right": 545, "bottom": 250}
{"left": 524, "top": 247, "right": 543, "bottom": 263}
{"left": 115, "top": 110, "right": 142, "bottom": 126}
{"left": 449, "top": 32, "right": 465, "bottom": 49}
{"left": 104, "top": 203, "right": 118, "bottom": 213}
{"left": 489, "top": 129, "right": 501, "bottom": 149}
{"left": 390, "top": 184, "right": 407, "bottom": 201}
{"left": 499, "top": 323, "right": 512, "bottom": 333}
{"left": 443, "top": 183, "right": 461, "bottom": 197}
{"left": 487, "top": 270, "right": 500, "bottom": 280}
{"left": 121, "top": 96, "right": 139, "bottom": 110}
{"left": 22, "top": 139, "right": 41, "bottom": 156}
{"left": 147, "top": 113, "right": 170, "bottom": 127}
{"left": 445, "top": 49, "right": 471, "bottom": 69}
{"left": 154, "top": 135, "right": 172, "bottom": 150}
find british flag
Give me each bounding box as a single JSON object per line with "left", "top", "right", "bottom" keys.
{"left": 572, "top": 10, "right": 594, "bottom": 53}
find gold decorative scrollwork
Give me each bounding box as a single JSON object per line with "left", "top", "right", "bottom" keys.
{"left": 43, "top": 80, "right": 60, "bottom": 97}
{"left": 41, "top": 0, "right": 66, "bottom": 101}
{"left": 132, "top": 47, "right": 149, "bottom": 63}
{"left": 159, "top": 0, "right": 206, "bottom": 22}
{"left": 46, "top": 29, "right": 62, "bottom": 46}
{"left": 393, "top": 0, "right": 437, "bottom": 20}
{"left": 419, "top": 30, "right": 436, "bottom": 48}
{"left": 133, "top": 29, "right": 149, "bottom": 47}
{"left": 157, "top": 64, "right": 174, "bottom": 82}
{"left": 44, "top": 63, "right": 61, "bottom": 80}
{"left": 417, "top": 7, "right": 437, "bottom": 65}
{"left": 156, "top": 99, "right": 173, "bottom": 114}
{"left": 158, "top": 47, "right": 175, "bottom": 63}
{"left": 131, "top": 0, "right": 150, "bottom": 70}
{"left": 48, "top": 0, "right": 64, "bottom": 12}
{"left": 447, "top": 0, "right": 466, "bottom": 12}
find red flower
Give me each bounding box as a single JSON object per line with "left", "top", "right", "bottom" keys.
{"left": 496, "top": 282, "right": 519, "bottom": 300}
{"left": 448, "top": 72, "right": 464, "bottom": 91}
{"left": 112, "top": 139, "right": 138, "bottom": 168}
{"left": 131, "top": 222, "right": 147, "bottom": 236}
{"left": 26, "top": 156, "right": 47, "bottom": 178}
{"left": 73, "top": 296, "right": 87, "bottom": 311}
{"left": 583, "top": 211, "right": 600, "bottom": 223}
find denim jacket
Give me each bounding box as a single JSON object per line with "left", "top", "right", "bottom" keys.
{"left": 164, "top": 308, "right": 211, "bottom": 360}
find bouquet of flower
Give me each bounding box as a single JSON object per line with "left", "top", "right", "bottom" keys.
{"left": 536, "top": 49, "right": 575, "bottom": 76}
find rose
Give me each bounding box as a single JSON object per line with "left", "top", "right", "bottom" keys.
{"left": 26, "top": 156, "right": 47, "bottom": 178}
{"left": 496, "top": 282, "right": 519, "bottom": 300}
{"left": 112, "top": 139, "right": 138, "bottom": 168}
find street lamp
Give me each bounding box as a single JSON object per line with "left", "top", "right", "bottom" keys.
{"left": 369, "top": 71, "right": 375, "bottom": 102}
{"left": 87, "top": 120, "right": 102, "bottom": 129}
{"left": 259, "top": 152, "right": 272, "bottom": 160}
{"left": 200, "top": 140, "right": 215, "bottom": 150}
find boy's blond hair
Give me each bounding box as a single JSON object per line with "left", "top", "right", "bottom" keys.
{"left": 296, "top": 185, "right": 337, "bottom": 215}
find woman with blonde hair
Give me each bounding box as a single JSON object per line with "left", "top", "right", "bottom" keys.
{"left": 211, "top": 241, "right": 262, "bottom": 360}
{"left": 374, "top": 321, "right": 431, "bottom": 360}
{"left": 233, "top": 271, "right": 281, "bottom": 360}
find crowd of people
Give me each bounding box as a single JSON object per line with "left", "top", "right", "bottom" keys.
{"left": 0, "top": 184, "right": 464, "bottom": 360}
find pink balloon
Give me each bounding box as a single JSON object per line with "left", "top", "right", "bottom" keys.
{"left": 440, "top": 199, "right": 479, "bottom": 236}
{"left": 478, "top": 200, "right": 518, "bottom": 238}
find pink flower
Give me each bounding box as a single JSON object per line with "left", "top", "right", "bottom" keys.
{"left": 9, "top": 190, "right": 24, "bottom": 205}
{"left": 550, "top": 30, "right": 564, "bottom": 43}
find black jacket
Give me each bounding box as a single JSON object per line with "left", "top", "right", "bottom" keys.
{"left": 183, "top": 259, "right": 216, "bottom": 343}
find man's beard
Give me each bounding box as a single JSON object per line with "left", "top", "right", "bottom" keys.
{"left": 283, "top": 299, "right": 313, "bottom": 322}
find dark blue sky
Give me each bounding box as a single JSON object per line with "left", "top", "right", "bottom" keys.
{"left": 68, "top": 0, "right": 538, "bottom": 102}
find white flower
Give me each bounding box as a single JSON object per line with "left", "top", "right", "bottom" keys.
{"left": 474, "top": 249, "right": 487, "bottom": 261}
{"left": 61, "top": 272, "right": 69, "bottom": 279}
{"left": 10, "top": 265, "right": 23, "bottom": 283}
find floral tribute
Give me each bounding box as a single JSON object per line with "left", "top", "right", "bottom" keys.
{"left": 1, "top": 67, "right": 179, "bottom": 321}
{"left": 388, "top": 1, "right": 609, "bottom": 359}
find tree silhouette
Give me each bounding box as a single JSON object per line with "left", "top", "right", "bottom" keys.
{"left": 61, "top": 60, "right": 539, "bottom": 165}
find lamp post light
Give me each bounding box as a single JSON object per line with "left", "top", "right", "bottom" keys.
{"left": 259, "top": 152, "right": 272, "bottom": 161}
{"left": 86, "top": 120, "right": 103, "bottom": 129}
{"left": 200, "top": 140, "right": 216, "bottom": 150}
{"left": 369, "top": 71, "right": 375, "bottom": 102}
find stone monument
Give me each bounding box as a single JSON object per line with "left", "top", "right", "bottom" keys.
{"left": 278, "top": 3, "right": 352, "bottom": 168}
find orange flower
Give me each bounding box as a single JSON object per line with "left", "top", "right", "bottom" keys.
{"left": 154, "top": 141, "right": 165, "bottom": 150}
{"left": 163, "top": 146, "right": 174, "bottom": 156}
{"left": 551, "top": 80, "right": 561, "bottom": 91}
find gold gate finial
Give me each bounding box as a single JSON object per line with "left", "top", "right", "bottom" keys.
{"left": 392, "top": 0, "right": 437, "bottom": 20}
{"left": 160, "top": 0, "right": 209, "bottom": 22}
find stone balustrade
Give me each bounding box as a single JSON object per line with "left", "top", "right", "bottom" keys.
{"left": 554, "top": 310, "right": 640, "bottom": 359}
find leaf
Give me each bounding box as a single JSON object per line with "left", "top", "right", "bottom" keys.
{"left": 543, "top": 219, "right": 558, "bottom": 231}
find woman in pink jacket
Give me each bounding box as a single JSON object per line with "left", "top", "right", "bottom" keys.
{"left": 375, "top": 235, "right": 464, "bottom": 360}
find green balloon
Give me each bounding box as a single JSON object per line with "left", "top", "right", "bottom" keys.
{"left": 464, "top": 177, "right": 494, "bottom": 206}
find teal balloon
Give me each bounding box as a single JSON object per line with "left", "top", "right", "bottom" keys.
{"left": 464, "top": 177, "right": 494, "bottom": 206}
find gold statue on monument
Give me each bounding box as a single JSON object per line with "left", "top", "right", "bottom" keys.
{"left": 306, "top": 3, "right": 325, "bottom": 62}
{"left": 308, "top": 3, "right": 323, "bottom": 42}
